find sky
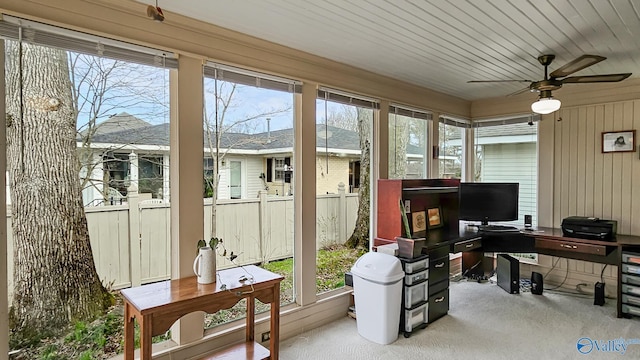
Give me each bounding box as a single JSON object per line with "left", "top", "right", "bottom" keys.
{"left": 70, "top": 52, "right": 360, "bottom": 134}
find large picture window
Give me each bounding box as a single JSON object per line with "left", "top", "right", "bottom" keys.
{"left": 473, "top": 116, "right": 539, "bottom": 263}
{"left": 439, "top": 117, "right": 470, "bottom": 179}
{"left": 389, "top": 105, "right": 430, "bottom": 179}
{"left": 2, "top": 15, "right": 173, "bottom": 352}
{"left": 202, "top": 63, "right": 298, "bottom": 328}
{"left": 473, "top": 116, "right": 539, "bottom": 227}
{"left": 315, "top": 88, "right": 374, "bottom": 295}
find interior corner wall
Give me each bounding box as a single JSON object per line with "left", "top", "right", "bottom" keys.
{"left": 473, "top": 81, "right": 640, "bottom": 298}
{"left": 535, "top": 95, "right": 640, "bottom": 298}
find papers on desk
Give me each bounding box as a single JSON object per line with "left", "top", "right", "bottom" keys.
{"left": 520, "top": 228, "right": 545, "bottom": 235}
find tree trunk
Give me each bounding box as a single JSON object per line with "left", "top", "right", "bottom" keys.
{"left": 389, "top": 118, "right": 409, "bottom": 178}
{"left": 6, "top": 42, "right": 111, "bottom": 346}
{"left": 345, "top": 108, "right": 371, "bottom": 249}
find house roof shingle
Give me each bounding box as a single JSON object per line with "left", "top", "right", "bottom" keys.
{"left": 88, "top": 116, "right": 424, "bottom": 155}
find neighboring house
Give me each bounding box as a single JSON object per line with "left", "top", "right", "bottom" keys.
{"left": 445, "top": 123, "right": 538, "bottom": 223}
{"left": 78, "top": 113, "right": 411, "bottom": 206}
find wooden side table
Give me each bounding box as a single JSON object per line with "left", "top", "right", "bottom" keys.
{"left": 120, "top": 265, "right": 283, "bottom": 360}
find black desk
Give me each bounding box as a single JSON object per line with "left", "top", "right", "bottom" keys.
{"left": 451, "top": 227, "right": 640, "bottom": 318}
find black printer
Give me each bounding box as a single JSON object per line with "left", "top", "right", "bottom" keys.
{"left": 561, "top": 216, "right": 617, "bottom": 241}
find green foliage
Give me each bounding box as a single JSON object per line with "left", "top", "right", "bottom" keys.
{"left": 262, "top": 258, "right": 294, "bottom": 293}
{"left": 205, "top": 245, "right": 364, "bottom": 329}
{"left": 316, "top": 245, "right": 366, "bottom": 292}
{"left": 197, "top": 237, "right": 222, "bottom": 251}
{"left": 39, "top": 345, "right": 61, "bottom": 360}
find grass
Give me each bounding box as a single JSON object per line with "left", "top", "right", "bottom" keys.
{"left": 204, "top": 244, "right": 365, "bottom": 328}
{"left": 11, "top": 244, "right": 365, "bottom": 359}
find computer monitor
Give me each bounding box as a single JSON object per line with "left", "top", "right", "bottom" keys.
{"left": 459, "top": 182, "right": 519, "bottom": 225}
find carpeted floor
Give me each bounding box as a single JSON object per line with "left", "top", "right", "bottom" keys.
{"left": 280, "top": 280, "right": 640, "bottom": 359}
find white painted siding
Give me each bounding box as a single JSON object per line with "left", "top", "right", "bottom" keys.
{"left": 216, "top": 156, "right": 264, "bottom": 199}
{"left": 246, "top": 156, "right": 265, "bottom": 198}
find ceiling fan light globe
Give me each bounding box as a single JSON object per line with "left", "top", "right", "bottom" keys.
{"left": 531, "top": 97, "right": 561, "bottom": 114}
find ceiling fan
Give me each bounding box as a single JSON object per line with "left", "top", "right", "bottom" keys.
{"left": 468, "top": 54, "right": 632, "bottom": 114}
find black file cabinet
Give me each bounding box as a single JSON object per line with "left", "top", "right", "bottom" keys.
{"left": 427, "top": 244, "right": 450, "bottom": 323}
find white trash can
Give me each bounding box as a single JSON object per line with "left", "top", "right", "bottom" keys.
{"left": 350, "top": 252, "right": 404, "bottom": 345}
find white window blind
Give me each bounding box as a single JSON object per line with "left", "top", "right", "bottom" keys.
{"left": 440, "top": 116, "right": 471, "bottom": 128}
{"left": 204, "top": 62, "right": 302, "bottom": 93}
{"left": 389, "top": 104, "right": 432, "bottom": 120}
{"left": 317, "top": 87, "right": 380, "bottom": 109}
{"left": 472, "top": 114, "right": 541, "bottom": 128}
{"left": 0, "top": 15, "right": 178, "bottom": 69}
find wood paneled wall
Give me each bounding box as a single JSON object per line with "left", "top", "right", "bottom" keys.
{"left": 551, "top": 100, "right": 640, "bottom": 235}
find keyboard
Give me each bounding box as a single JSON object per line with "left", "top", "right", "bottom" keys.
{"left": 478, "top": 225, "right": 519, "bottom": 232}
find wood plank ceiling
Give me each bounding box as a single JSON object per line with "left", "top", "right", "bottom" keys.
{"left": 139, "top": 0, "right": 640, "bottom": 102}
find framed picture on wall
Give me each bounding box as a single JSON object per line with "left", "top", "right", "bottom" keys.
{"left": 427, "top": 207, "right": 443, "bottom": 229}
{"left": 411, "top": 211, "right": 427, "bottom": 234}
{"left": 602, "top": 130, "right": 635, "bottom": 153}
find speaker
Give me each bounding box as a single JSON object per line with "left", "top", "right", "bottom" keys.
{"left": 497, "top": 254, "right": 520, "bottom": 294}
{"left": 524, "top": 215, "right": 532, "bottom": 228}
{"left": 531, "top": 272, "right": 543, "bottom": 295}
{"left": 594, "top": 282, "right": 605, "bottom": 306}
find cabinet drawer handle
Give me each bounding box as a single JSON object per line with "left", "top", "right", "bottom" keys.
{"left": 435, "top": 262, "right": 445, "bottom": 268}
{"left": 465, "top": 243, "right": 474, "bottom": 248}
{"left": 434, "top": 296, "right": 445, "bottom": 303}
{"left": 560, "top": 244, "right": 578, "bottom": 249}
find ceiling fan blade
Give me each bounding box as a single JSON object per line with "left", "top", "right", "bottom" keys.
{"left": 506, "top": 87, "right": 532, "bottom": 97}
{"left": 467, "top": 80, "right": 531, "bottom": 83}
{"left": 549, "top": 55, "right": 606, "bottom": 78}
{"left": 561, "top": 73, "right": 632, "bottom": 84}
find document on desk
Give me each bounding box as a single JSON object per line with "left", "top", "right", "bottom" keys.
{"left": 520, "top": 229, "right": 545, "bottom": 235}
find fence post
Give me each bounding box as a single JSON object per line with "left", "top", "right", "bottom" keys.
{"left": 258, "top": 190, "right": 268, "bottom": 263}
{"left": 127, "top": 183, "right": 142, "bottom": 287}
{"left": 338, "top": 182, "right": 347, "bottom": 243}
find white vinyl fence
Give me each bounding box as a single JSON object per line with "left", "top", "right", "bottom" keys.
{"left": 7, "top": 185, "right": 358, "bottom": 301}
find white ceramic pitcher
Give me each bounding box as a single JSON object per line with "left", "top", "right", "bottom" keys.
{"left": 193, "top": 246, "right": 216, "bottom": 284}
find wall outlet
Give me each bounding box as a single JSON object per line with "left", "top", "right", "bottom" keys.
{"left": 261, "top": 331, "right": 271, "bottom": 342}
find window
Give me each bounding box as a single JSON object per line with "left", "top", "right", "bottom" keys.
{"left": 203, "top": 63, "right": 298, "bottom": 328}
{"left": 274, "top": 157, "right": 285, "bottom": 181}
{"left": 473, "top": 116, "right": 538, "bottom": 227}
{"left": 2, "top": 15, "right": 173, "bottom": 350}
{"left": 439, "top": 117, "right": 470, "bottom": 179}
{"left": 138, "top": 155, "right": 164, "bottom": 198}
{"left": 473, "top": 116, "right": 539, "bottom": 262}
{"left": 389, "top": 105, "right": 430, "bottom": 179}
{"left": 315, "top": 88, "right": 375, "bottom": 295}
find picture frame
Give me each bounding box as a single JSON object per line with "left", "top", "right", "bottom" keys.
{"left": 602, "top": 130, "right": 635, "bottom": 153}
{"left": 426, "top": 207, "right": 443, "bottom": 229}
{"left": 411, "top": 211, "right": 427, "bottom": 234}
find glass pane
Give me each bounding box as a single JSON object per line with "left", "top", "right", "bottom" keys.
{"left": 229, "top": 160, "right": 242, "bottom": 199}
{"left": 439, "top": 122, "right": 463, "bottom": 179}
{"left": 315, "top": 97, "right": 370, "bottom": 296}
{"left": 202, "top": 72, "right": 295, "bottom": 329}
{"left": 5, "top": 38, "right": 171, "bottom": 352}
{"left": 389, "top": 112, "right": 427, "bottom": 179}
{"left": 474, "top": 122, "right": 538, "bottom": 227}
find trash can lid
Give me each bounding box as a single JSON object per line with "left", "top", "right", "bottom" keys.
{"left": 350, "top": 252, "right": 404, "bottom": 283}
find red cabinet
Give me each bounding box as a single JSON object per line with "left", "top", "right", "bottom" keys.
{"left": 375, "top": 179, "right": 460, "bottom": 247}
